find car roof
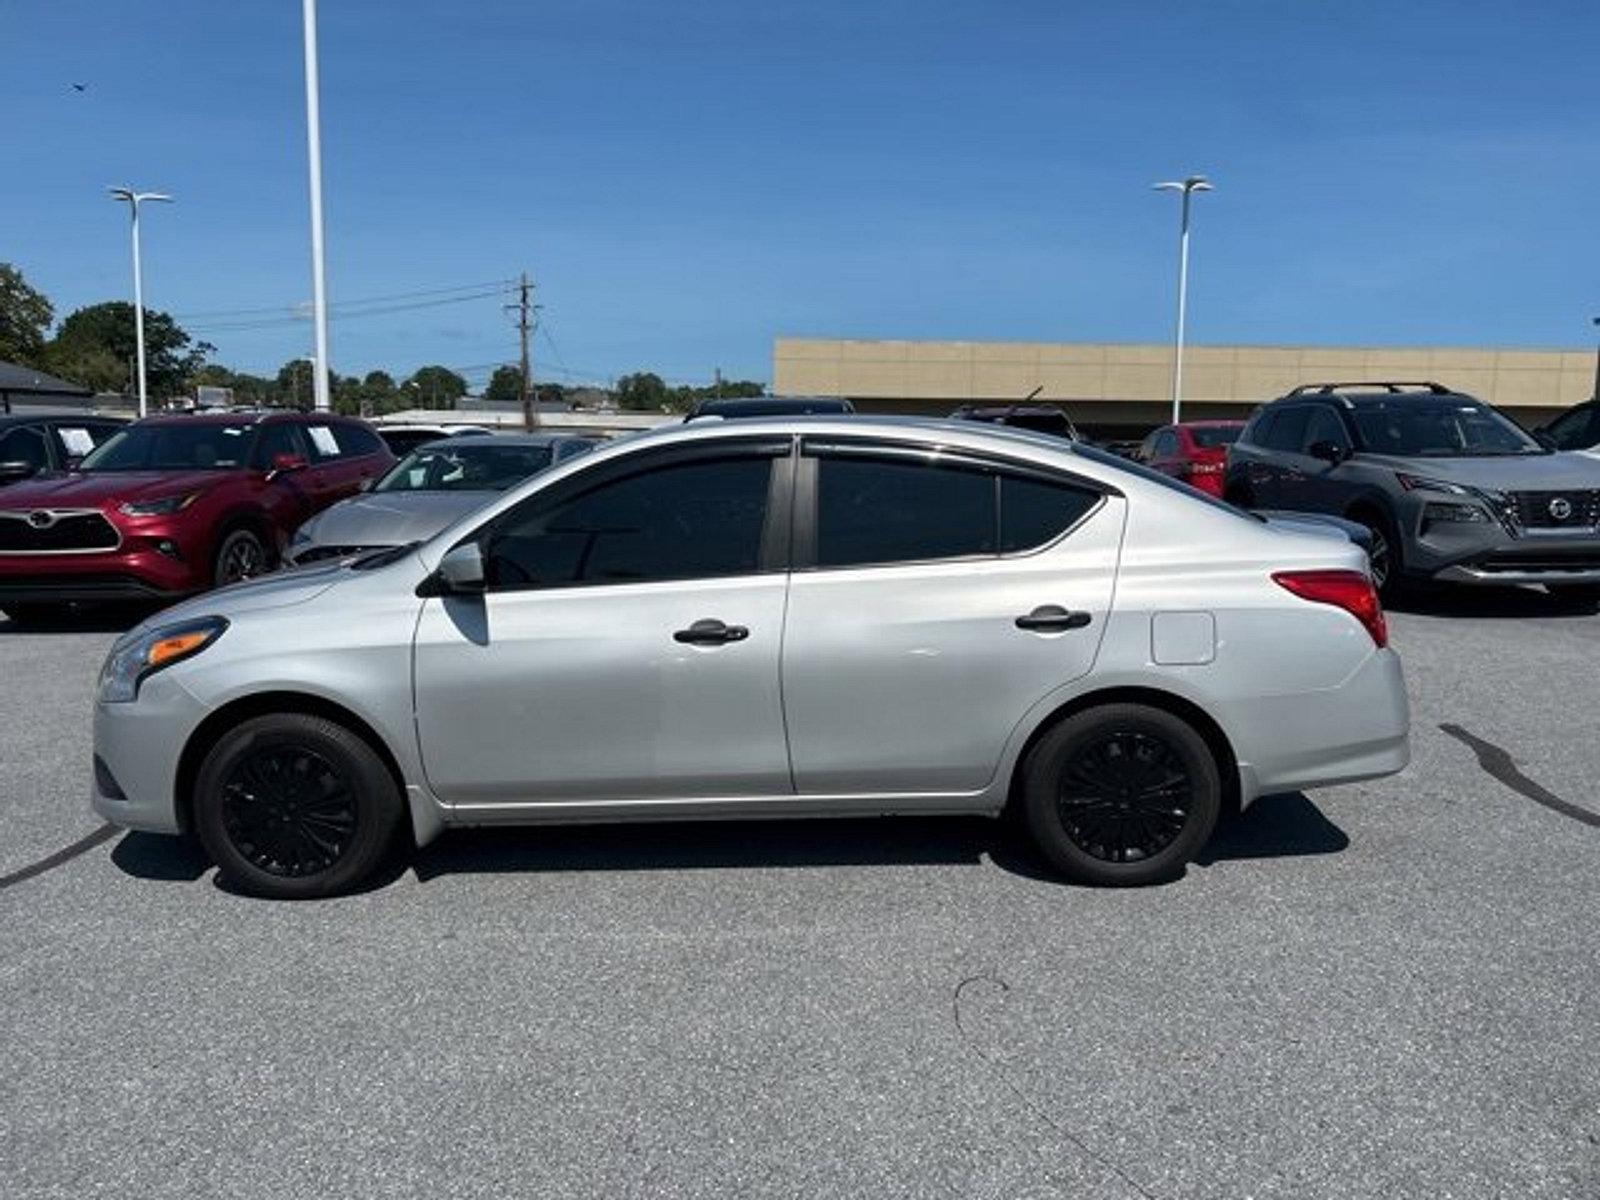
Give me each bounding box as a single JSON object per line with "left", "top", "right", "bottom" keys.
{"left": 690, "top": 396, "right": 853, "bottom": 416}
{"left": 1173, "top": 419, "right": 1245, "bottom": 427}
{"left": 135, "top": 410, "right": 350, "bottom": 426}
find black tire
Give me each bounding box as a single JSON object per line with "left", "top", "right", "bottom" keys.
{"left": 1020, "top": 703, "right": 1221, "bottom": 887}
{"left": 1350, "top": 508, "right": 1404, "bottom": 600}
{"left": 213, "top": 526, "right": 271, "bottom": 587}
{"left": 192, "top": 713, "right": 405, "bottom": 898}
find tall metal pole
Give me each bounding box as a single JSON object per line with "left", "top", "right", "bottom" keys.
{"left": 1591, "top": 316, "right": 1599, "bottom": 402}
{"left": 1154, "top": 175, "right": 1212, "bottom": 425}
{"left": 517, "top": 273, "right": 536, "bottom": 431}
{"left": 129, "top": 200, "right": 149, "bottom": 418}
{"left": 302, "top": 0, "right": 332, "bottom": 412}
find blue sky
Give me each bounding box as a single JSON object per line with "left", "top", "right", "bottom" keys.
{"left": 6, "top": 0, "right": 1598, "bottom": 390}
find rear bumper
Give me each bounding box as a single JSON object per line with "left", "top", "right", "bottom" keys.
{"left": 1231, "top": 647, "right": 1410, "bottom": 804}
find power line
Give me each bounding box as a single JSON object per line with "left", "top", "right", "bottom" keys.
{"left": 185, "top": 288, "right": 510, "bottom": 333}
{"left": 173, "top": 278, "right": 515, "bottom": 322}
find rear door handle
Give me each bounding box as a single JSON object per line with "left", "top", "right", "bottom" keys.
{"left": 1015, "top": 605, "right": 1092, "bottom": 633}
{"left": 673, "top": 618, "right": 750, "bottom": 646}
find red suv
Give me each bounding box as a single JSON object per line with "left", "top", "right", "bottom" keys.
{"left": 1136, "top": 420, "right": 1245, "bottom": 498}
{"left": 0, "top": 411, "right": 393, "bottom": 621}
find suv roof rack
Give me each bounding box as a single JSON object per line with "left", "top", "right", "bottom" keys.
{"left": 1282, "top": 381, "right": 1454, "bottom": 398}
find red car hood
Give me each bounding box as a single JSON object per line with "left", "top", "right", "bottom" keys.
{"left": 0, "top": 470, "right": 229, "bottom": 511}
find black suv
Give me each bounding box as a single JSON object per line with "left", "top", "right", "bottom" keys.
{"left": 1224, "top": 381, "right": 1600, "bottom": 599}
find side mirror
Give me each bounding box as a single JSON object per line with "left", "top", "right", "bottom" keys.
{"left": 436, "top": 541, "right": 486, "bottom": 595}
{"left": 0, "top": 460, "right": 38, "bottom": 484}
{"left": 1307, "top": 440, "right": 1347, "bottom": 464}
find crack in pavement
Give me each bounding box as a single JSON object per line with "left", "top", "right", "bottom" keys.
{"left": 0, "top": 824, "right": 119, "bottom": 892}
{"left": 1439, "top": 723, "right": 1600, "bottom": 829}
{"left": 952, "top": 970, "right": 1160, "bottom": 1200}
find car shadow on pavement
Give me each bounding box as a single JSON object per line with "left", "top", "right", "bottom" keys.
{"left": 106, "top": 793, "right": 1349, "bottom": 893}
{"left": 1386, "top": 584, "right": 1598, "bottom": 620}
{"left": 0, "top": 605, "right": 152, "bottom": 635}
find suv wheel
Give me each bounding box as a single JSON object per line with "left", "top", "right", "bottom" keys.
{"left": 193, "top": 713, "right": 405, "bottom": 898}
{"left": 1020, "top": 703, "right": 1221, "bottom": 886}
{"left": 1352, "top": 509, "right": 1403, "bottom": 598}
{"left": 213, "top": 527, "right": 270, "bottom": 587}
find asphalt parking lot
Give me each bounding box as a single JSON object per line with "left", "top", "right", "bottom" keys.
{"left": 2, "top": 594, "right": 1598, "bottom": 1200}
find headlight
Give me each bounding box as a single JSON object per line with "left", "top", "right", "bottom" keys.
{"left": 98, "top": 616, "right": 228, "bottom": 703}
{"left": 1422, "top": 501, "right": 1490, "bottom": 524}
{"left": 1395, "top": 473, "right": 1471, "bottom": 496}
{"left": 119, "top": 492, "right": 199, "bottom": 517}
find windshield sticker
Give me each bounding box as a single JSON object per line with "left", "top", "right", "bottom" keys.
{"left": 308, "top": 425, "right": 340, "bottom": 456}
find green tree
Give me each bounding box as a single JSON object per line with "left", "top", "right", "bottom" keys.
{"left": 485, "top": 364, "right": 523, "bottom": 402}
{"left": 276, "top": 359, "right": 317, "bottom": 408}
{"left": 405, "top": 365, "right": 468, "bottom": 408}
{"left": 50, "top": 302, "right": 212, "bottom": 399}
{"left": 615, "top": 371, "right": 671, "bottom": 412}
{"left": 0, "top": 264, "right": 54, "bottom": 367}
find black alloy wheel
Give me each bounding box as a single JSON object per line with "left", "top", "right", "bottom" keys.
{"left": 214, "top": 528, "right": 269, "bottom": 586}
{"left": 193, "top": 713, "right": 405, "bottom": 898}
{"left": 220, "top": 744, "right": 358, "bottom": 878}
{"left": 1021, "top": 703, "right": 1221, "bottom": 886}
{"left": 1056, "top": 729, "right": 1193, "bottom": 864}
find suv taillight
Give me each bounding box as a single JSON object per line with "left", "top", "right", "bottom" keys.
{"left": 1272, "top": 570, "right": 1388, "bottom": 648}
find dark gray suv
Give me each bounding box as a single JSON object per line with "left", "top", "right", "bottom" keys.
{"left": 1224, "top": 381, "right": 1600, "bottom": 599}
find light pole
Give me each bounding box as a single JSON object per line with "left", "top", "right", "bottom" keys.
{"left": 108, "top": 187, "right": 172, "bottom": 417}
{"left": 1591, "top": 317, "right": 1599, "bottom": 402}
{"left": 1154, "top": 175, "right": 1212, "bottom": 424}
{"left": 301, "top": 0, "right": 332, "bottom": 412}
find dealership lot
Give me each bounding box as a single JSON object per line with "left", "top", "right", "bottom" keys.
{"left": 2, "top": 596, "right": 1598, "bottom": 1199}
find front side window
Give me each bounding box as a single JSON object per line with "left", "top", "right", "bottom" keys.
{"left": 79, "top": 422, "right": 255, "bottom": 471}
{"left": 0, "top": 426, "right": 50, "bottom": 470}
{"left": 1261, "top": 408, "right": 1312, "bottom": 452}
{"left": 252, "top": 423, "right": 306, "bottom": 468}
{"left": 1302, "top": 408, "right": 1351, "bottom": 454}
{"left": 485, "top": 454, "right": 773, "bottom": 589}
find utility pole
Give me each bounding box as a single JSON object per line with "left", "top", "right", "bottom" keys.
{"left": 512, "top": 272, "right": 537, "bottom": 431}
{"left": 714, "top": 367, "right": 723, "bottom": 401}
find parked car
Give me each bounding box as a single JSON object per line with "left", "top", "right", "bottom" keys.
{"left": 1535, "top": 399, "right": 1600, "bottom": 456}
{"left": 0, "top": 411, "right": 393, "bottom": 622}
{"left": 1136, "top": 420, "right": 1245, "bottom": 497}
{"left": 92, "top": 416, "right": 1409, "bottom": 899}
{"left": 684, "top": 396, "right": 855, "bottom": 421}
{"left": 950, "top": 404, "right": 1077, "bottom": 439}
{"left": 0, "top": 412, "right": 125, "bottom": 486}
{"left": 288, "top": 433, "right": 597, "bottom": 565}
{"left": 1223, "top": 381, "right": 1600, "bottom": 599}
{"left": 373, "top": 423, "right": 493, "bottom": 456}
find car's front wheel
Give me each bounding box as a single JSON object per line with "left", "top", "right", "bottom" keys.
{"left": 1351, "top": 508, "right": 1403, "bottom": 599}
{"left": 213, "top": 527, "right": 271, "bottom": 587}
{"left": 193, "top": 713, "right": 405, "bottom": 898}
{"left": 1020, "top": 703, "right": 1221, "bottom": 886}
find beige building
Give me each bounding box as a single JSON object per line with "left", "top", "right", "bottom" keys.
{"left": 773, "top": 338, "right": 1597, "bottom": 435}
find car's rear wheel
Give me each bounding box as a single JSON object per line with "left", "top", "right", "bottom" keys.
{"left": 1020, "top": 703, "right": 1221, "bottom": 886}
{"left": 213, "top": 527, "right": 270, "bottom": 587}
{"left": 193, "top": 713, "right": 404, "bottom": 898}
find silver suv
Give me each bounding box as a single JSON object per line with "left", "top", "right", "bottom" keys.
{"left": 1224, "top": 382, "right": 1600, "bottom": 600}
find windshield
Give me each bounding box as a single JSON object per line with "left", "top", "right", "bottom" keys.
{"left": 374, "top": 442, "right": 553, "bottom": 492}
{"left": 1190, "top": 426, "right": 1242, "bottom": 448}
{"left": 1352, "top": 400, "right": 1545, "bottom": 457}
{"left": 78, "top": 422, "right": 256, "bottom": 471}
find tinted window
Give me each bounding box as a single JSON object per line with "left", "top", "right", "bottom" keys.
{"left": 334, "top": 423, "right": 385, "bottom": 457}
{"left": 1190, "top": 425, "right": 1242, "bottom": 449}
{"left": 379, "top": 429, "right": 445, "bottom": 456}
{"left": 304, "top": 423, "right": 344, "bottom": 462}
{"left": 1545, "top": 406, "right": 1600, "bottom": 451}
{"left": 79, "top": 422, "right": 255, "bottom": 471}
{"left": 376, "top": 442, "right": 553, "bottom": 492}
{"left": 53, "top": 423, "right": 119, "bottom": 461}
{"left": 817, "top": 455, "right": 996, "bottom": 567}
{"left": 1260, "top": 407, "right": 1313, "bottom": 452}
{"left": 1152, "top": 431, "right": 1180, "bottom": 456}
{"left": 0, "top": 426, "right": 49, "bottom": 470}
{"left": 252, "top": 423, "right": 305, "bottom": 468}
{"left": 1302, "top": 408, "right": 1351, "bottom": 452}
{"left": 1351, "top": 399, "right": 1543, "bottom": 457}
{"left": 1000, "top": 475, "right": 1099, "bottom": 553}
{"left": 486, "top": 454, "right": 772, "bottom": 588}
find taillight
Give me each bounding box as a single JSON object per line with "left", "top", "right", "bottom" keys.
{"left": 1272, "top": 569, "right": 1388, "bottom": 648}
{"left": 1189, "top": 461, "right": 1224, "bottom": 475}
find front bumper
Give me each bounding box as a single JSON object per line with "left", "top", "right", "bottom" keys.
{"left": 1402, "top": 503, "right": 1600, "bottom": 586}
{"left": 90, "top": 673, "right": 209, "bottom": 834}
{"left": 0, "top": 545, "right": 206, "bottom": 604}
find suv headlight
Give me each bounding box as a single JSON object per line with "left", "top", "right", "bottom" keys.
{"left": 119, "top": 492, "right": 199, "bottom": 517}
{"left": 1395, "top": 473, "right": 1473, "bottom": 496}
{"left": 98, "top": 616, "right": 228, "bottom": 703}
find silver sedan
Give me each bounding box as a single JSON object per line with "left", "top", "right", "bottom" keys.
{"left": 92, "top": 416, "right": 1410, "bottom": 898}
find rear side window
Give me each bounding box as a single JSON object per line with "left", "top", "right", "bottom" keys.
{"left": 333, "top": 423, "right": 385, "bottom": 457}
{"left": 999, "top": 475, "right": 1100, "bottom": 553}
{"left": 303, "top": 423, "right": 343, "bottom": 461}
{"left": 1260, "top": 408, "right": 1312, "bottom": 452}
{"left": 816, "top": 456, "right": 996, "bottom": 567}
{"left": 486, "top": 454, "right": 774, "bottom": 589}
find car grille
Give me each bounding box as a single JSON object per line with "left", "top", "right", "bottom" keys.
{"left": 0, "top": 510, "right": 120, "bottom": 553}
{"left": 1507, "top": 490, "right": 1600, "bottom": 529}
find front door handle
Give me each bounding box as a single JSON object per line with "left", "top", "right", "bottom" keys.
{"left": 1015, "top": 605, "right": 1092, "bottom": 633}
{"left": 673, "top": 618, "right": 750, "bottom": 646}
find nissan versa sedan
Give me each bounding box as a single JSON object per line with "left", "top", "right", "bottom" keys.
{"left": 91, "top": 417, "right": 1410, "bottom": 898}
